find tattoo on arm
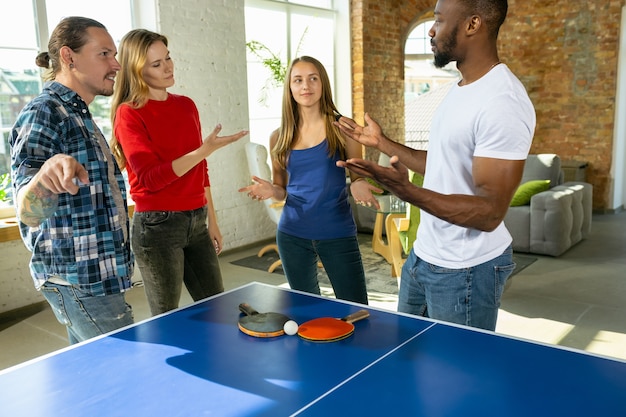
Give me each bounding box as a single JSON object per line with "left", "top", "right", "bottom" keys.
{"left": 20, "top": 183, "right": 59, "bottom": 226}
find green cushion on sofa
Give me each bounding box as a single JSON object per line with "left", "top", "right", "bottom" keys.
{"left": 510, "top": 179, "right": 551, "bottom": 206}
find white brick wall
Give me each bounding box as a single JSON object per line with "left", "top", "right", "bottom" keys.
{"left": 157, "top": 0, "right": 275, "bottom": 250}
{"left": 0, "top": 241, "right": 43, "bottom": 312}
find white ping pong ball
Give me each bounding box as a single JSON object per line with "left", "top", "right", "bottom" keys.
{"left": 283, "top": 320, "right": 298, "bottom": 336}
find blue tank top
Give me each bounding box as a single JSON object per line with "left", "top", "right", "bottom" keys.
{"left": 278, "top": 139, "right": 356, "bottom": 239}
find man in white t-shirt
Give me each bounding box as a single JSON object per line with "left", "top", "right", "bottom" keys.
{"left": 336, "top": 0, "right": 535, "bottom": 330}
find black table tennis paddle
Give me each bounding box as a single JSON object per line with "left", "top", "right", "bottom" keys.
{"left": 238, "top": 303, "right": 291, "bottom": 338}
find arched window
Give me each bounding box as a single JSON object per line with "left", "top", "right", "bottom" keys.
{"left": 404, "top": 19, "right": 459, "bottom": 150}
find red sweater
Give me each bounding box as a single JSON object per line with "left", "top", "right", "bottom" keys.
{"left": 114, "top": 94, "right": 210, "bottom": 212}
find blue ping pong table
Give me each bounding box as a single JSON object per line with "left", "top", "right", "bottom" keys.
{"left": 1, "top": 282, "right": 625, "bottom": 416}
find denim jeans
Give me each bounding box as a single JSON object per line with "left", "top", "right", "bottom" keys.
{"left": 132, "top": 206, "right": 223, "bottom": 315}
{"left": 41, "top": 281, "right": 133, "bottom": 344}
{"left": 398, "top": 245, "right": 515, "bottom": 331}
{"left": 276, "top": 230, "right": 368, "bottom": 304}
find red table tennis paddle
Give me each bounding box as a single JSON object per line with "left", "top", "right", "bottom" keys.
{"left": 297, "top": 309, "right": 370, "bottom": 342}
{"left": 238, "top": 303, "right": 291, "bottom": 338}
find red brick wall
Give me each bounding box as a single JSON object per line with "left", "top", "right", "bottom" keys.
{"left": 351, "top": 0, "right": 407, "bottom": 161}
{"left": 351, "top": 0, "right": 625, "bottom": 210}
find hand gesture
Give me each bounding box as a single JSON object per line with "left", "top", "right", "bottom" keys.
{"left": 17, "top": 154, "right": 89, "bottom": 227}
{"left": 334, "top": 113, "right": 385, "bottom": 149}
{"left": 202, "top": 124, "right": 249, "bottom": 156}
{"left": 238, "top": 175, "right": 274, "bottom": 201}
{"left": 350, "top": 179, "right": 383, "bottom": 210}
{"left": 36, "top": 154, "right": 90, "bottom": 195}
{"left": 338, "top": 155, "right": 410, "bottom": 198}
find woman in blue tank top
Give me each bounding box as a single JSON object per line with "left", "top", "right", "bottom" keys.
{"left": 240, "top": 56, "right": 380, "bottom": 304}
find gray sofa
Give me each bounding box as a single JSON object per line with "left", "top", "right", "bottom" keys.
{"left": 504, "top": 154, "right": 593, "bottom": 257}
{"left": 351, "top": 153, "right": 592, "bottom": 257}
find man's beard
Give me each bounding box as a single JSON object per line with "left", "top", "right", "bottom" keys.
{"left": 433, "top": 51, "right": 454, "bottom": 68}
{"left": 432, "top": 26, "right": 458, "bottom": 68}
{"left": 98, "top": 75, "right": 116, "bottom": 97}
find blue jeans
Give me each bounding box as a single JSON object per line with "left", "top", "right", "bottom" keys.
{"left": 41, "top": 282, "right": 133, "bottom": 344}
{"left": 276, "top": 230, "right": 368, "bottom": 304}
{"left": 132, "top": 206, "right": 223, "bottom": 315}
{"left": 398, "top": 246, "right": 515, "bottom": 331}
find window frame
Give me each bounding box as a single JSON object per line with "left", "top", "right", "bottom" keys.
{"left": 404, "top": 19, "right": 460, "bottom": 150}
{"left": 0, "top": 0, "right": 152, "bottom": 221}
{"left": 244, "top": 0, "right": 351, "bottom": 155}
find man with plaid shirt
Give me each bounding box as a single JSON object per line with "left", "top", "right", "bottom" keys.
{"left": 10, "top": 17, "right": 134, "bottom": 344}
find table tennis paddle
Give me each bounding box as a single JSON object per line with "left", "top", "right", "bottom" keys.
{"left": 297, "top": 309, "right": 370, "bottom": 342}
{"left": 238, "top": 303, "right": 291, "bottom": 338}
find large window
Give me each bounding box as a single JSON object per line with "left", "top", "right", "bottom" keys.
{"left": 1, "top": 1, "right": 343, "bottom": 216}
{"left": 0, "top": 0, "right": 136, "bottom": 216}
{"left": 244, "top": 0, "right": 350, "bottom": 155}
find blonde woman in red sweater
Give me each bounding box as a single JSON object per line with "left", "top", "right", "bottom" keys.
{"left": 110, "top": 29, "right": 247, "bottom": 315}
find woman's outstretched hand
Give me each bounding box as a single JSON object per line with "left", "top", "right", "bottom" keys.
{"left": 202, "top": 124, "right": 249, "bottom": 156}
{"left": 238, "top": 175, "right": 274, "bottom": 201}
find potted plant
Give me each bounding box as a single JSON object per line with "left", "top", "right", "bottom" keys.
{"left": 246, "top": 28, "right": 309, "bottom": 105}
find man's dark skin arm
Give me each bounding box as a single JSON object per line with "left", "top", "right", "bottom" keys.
{"left": 335, "top": 113, "right": 524, "bottom": 232}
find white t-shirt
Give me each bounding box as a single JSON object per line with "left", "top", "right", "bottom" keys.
{"left": 413, "top": 64, "right": 536, "bottom": 269}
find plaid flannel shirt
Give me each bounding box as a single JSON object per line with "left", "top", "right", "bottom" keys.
{"left": 10, "top": 81, "right": 133, "bottom": 295}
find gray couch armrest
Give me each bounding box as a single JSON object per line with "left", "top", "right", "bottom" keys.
{"left": 560, "top": 181, "right": 593, "bottom": 238}
{"left": 529, "top": 183, "right": 590, "bottom": 256}
{"left": 504, "top": 207, "right": 531, "bottom": 252}
{"left": 529, "top": 188, "right": 574, "bottom": 256}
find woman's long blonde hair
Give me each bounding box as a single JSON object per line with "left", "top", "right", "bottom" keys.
{"left": 109, "top": 29, "right": 168, "bottom": 170}
{"left": 272, "top": 56, "right": 345, "bottom": 169}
